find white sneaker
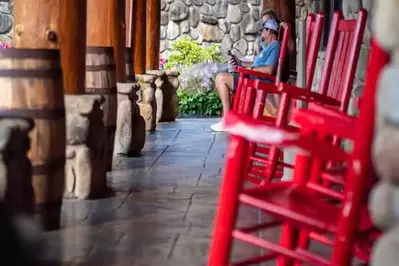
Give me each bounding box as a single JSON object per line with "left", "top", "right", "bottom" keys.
{"left": 210, "top": 120, "right": 226, "bottom": 132}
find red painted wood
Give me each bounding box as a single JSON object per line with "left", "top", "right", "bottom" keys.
{"left": 209, "top": 10, "right": 389, "bottom": 266}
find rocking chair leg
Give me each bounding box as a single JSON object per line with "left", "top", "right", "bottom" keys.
{"left": 277, "top": 224, "right": 299, "bottom": 266}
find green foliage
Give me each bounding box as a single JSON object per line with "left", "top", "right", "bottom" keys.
{"left": 178, "top": 91, "right": 222, "bottom": 116}
{"left": 165, "top": 36, "right": 224, "bottom": 70}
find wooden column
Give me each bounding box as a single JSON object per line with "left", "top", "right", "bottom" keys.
{"left": 87, "top": 0, "right": 126, "bottom": 82}
{"left": 146, "top": 0, "right": 160, "bottom": 70}
{"left": 13, "top": 0, "right": 87, "bottom": 94}
{"left": 112, "top": 0, "right": 127, "bottom": 82}
{"left": 60, "top": 0, "right": 87, "bottom": 94}
{"left": 13, "top": 0, "right": 60, "bottom": 49}
{"left": 133, "top": 0, "right": 146, "bottom": 74}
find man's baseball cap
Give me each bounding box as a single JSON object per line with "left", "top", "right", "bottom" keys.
{"left": 263, "top": 19, "right": 279, "bottom": 32}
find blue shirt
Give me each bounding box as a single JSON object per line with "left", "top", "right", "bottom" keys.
{"left": 252, "top": 40, "right": 280, "bottom": 69}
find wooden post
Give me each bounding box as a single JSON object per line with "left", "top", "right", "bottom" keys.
{"left": 60, "top": 0, "right": 87, "bottom": 94}
{"left": 146, "top": 0, "right": 160, "bottom": 70}
{"left": 87, "top": 0, "right": 126, "bottom": 82}
{"left": 112, "top": 0, "right": 127, "bottom": 83}
{"left": 133, "top": 0, "right": 146, "bottom": 74}
{"left": 12, "top": 0, "right": 67, "bottom": 230}
{"left": 13, "top": 0, "right": 87, "bottom": 94}
{"left": 13, "top": 0, "right": 60, "bottom": 49}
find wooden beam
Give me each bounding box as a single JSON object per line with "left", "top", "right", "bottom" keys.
{"left": 145, "top": 0, "right": 160, "bottom": 70}
{"left": 60, "top": 0, "right": 87, "bottom": 94}
{"left": 86, "top": 0, "right": 126, "bottom": 82}
{"left": 133, "top": 0, "right": 146, "bottom": 74}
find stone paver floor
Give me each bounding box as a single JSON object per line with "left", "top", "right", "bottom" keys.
{"left": 43, "top": 118, "right": 330, "bottom": 266}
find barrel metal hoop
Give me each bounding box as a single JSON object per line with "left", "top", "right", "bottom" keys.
{"left": 0, "top": 69, "right": 62, "bottom": 78}
{"left": 32, "top": 156, "right": 66, "bottom": 176}
{"left": 0, "top": 48, "right": 60, "bottom": 60}
{"left": 0, "top": 108, "right": 65, "bottom": 120}
{"left": 85, "top": 65, "right": 116, "bottom": 71}
{"left": 85, "top": 86, "right": 117, "bottom": 94}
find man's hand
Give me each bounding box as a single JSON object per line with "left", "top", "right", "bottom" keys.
{"left": 228, "top": 54, "right": 241, "bottom": 66}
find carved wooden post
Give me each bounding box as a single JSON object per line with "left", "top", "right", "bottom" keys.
{"left": 146, "top": 0, "right": 161, "bottom": 70}
{"left": 133, "top": 0, "right": 146, "bottom": 74}
{"left": 13, "top": 0, "right": 66, "bottom": 230}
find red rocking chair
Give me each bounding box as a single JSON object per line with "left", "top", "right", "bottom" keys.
{"left": 240, "top": 10, "right": 367, "bottom": 183}
{"left": 208, "top": 38, "right": 389, "bottom": 266}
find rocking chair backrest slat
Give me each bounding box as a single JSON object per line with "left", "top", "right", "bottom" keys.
{"left": 305, "top": 14, "right": 316, "bottom": 53}
{"left": 318, "top": 10, "right": 367, "bottom": 113}
{"left": 305, "top": 12, "right": 324, "bottom": 89}
{"left": 275, "top": 23, "right": 290, "bottom": 84}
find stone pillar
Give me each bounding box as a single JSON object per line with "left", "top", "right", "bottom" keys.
{"left": 64, "top": 95, "right": 107, "bottom": 200}
{"left": 146, "top": 0, "right": 161, "bottom": 70}
{"left": 136, "top": 74, "right": 157, "bottom": 131}
{"left": 0, "top": 118, "right": 34, "bottom": 215}
{"left": 146, "top": 70, "right": 180, "bottom": 123}
{"left": 114, "top": 82, "right": 146, "bottom": 156}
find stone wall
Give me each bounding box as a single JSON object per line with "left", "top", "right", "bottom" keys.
{"left": 295, "top": 0, "right": 325, "bottom": 37}
{"left": 160, "top": 0, "right": 263, "bottom": 59}
{"left": 0, "top": 0, "right": 12, "bottom": 45}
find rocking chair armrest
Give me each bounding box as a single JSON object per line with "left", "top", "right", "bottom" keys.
{"left": 278, "top": 83, "right": 341, "bottom": 107}
{"left": 291, "top": 108, "right": 356, "bottom": 139}
{"left": 233, "top": 66, "right": 276, "bottom": 81}
{"left": 224, "top": 111, "right": 348, "bottom": 162}
{"left": 308, "top": 103, "right": 355, "bottom": 124}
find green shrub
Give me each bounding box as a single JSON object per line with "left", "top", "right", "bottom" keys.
{"left": 165, "top": 36, "right": 224, "bottom": 70}
{"left": 178, "top": 91, "right": 222, "bottom": 116}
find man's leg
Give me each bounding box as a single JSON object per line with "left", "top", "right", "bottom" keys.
{"left": 215, "top": 73, "right": 234, "bottom": 115}
{"left": 210, "top": 73, "right": 235, "bottom": 132}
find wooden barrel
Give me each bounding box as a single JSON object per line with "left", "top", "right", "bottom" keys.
{"left": 85, "top": 47, "right": 117, "bottom": 172}
{"left": 0, "top": 48, "right": 66, "bottom": 231}
{"left": 125, "top": 47, "right": 135, "bottom": 81}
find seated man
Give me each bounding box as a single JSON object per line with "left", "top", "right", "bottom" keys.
{"left": 210, "top": 19, "right": 281, "bottom": 132}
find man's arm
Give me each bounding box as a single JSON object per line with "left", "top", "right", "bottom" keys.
{"left": 251, "top": 65, "right": 274, "bottom": 74}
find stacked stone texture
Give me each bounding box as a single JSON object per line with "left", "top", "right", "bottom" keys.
{"left": 160, "top": 0, "right": 262, "bottom": 58}
{"left": 0, "top": 0, "right": 12, "bottom": 45}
